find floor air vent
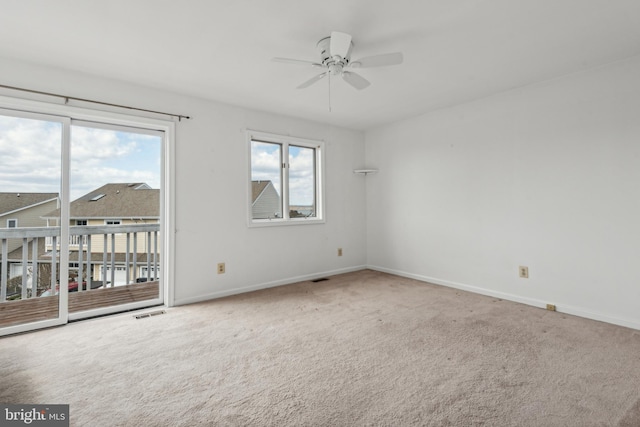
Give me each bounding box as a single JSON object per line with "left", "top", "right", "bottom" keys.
{"left": 311, "top": 278, "right": 329, "bottom": 283}
{"left": 135, "top": 310, "right": 166, "bottom": 319}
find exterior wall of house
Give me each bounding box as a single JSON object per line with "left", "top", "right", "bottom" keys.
{"left": 252, "top": 184, "right": 281, "bottom": 219}
{"left": 73, "top": 218, "right": 159, "bottom": 254}
{"left": 0, "top": 199, "right": 57, "bottom": 253}
{"left": 89, "top": 263, "right": 156, "bottom": 286}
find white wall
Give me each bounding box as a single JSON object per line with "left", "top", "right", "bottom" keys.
{"left": 365, "top": 55, "right": 640, "bottom": 330}
{"left": 173, "top": 100, "right": 367, "bottom": 304}
{"left": 0, "top": 57, "right": 367, "bottom": 306}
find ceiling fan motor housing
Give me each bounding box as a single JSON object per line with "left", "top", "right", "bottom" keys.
{"left": 317, "top": 36, "right": 353, "bottom": 74}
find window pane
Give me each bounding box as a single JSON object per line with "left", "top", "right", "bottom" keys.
{"left": 70, "top": 125, "right": 161, "bottom": 201}
{"left": 69, "top": 124, "right": 162, "bottom": 309}
{"left": 0, "top": 113, "right": 62, "bottom": 324}
{"left": 289, "top": 145, "right": 316, "bottom": 218}
{"left": 251, "top": 141, "right": 282, "bottom": 219}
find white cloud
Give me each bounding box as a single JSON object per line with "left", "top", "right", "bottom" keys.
{"left": 250, "top": 141, "right": 317, "bottom": 206}
{"left": 0, "top": 116, "right": 62, "bottom": 193}
{"left": 71, "top": 126, "right": 137, "bottom": 165}
{"left": 0, "top": 115, "right": 161, "bottom": 200}
{"left": 288, "top": 147, "right": 315, "bottom": 206}
{"left": 251, "top": 141, "right": 281, "bottom": 193}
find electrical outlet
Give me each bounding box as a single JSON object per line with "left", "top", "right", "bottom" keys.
{"left": 519, "top": 266, "right": 529, "bottom": 278}
{"left": 217, "top": 263, "right": 225, "bottom": 274}
{"left": 546, "top": 304, "right": 556, "bottom": 312}
{"left": 338, "top": 248, "right": 343, "bottom": 257}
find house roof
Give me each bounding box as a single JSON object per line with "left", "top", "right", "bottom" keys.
{"left": 251, "top": 181, "right": 271, "bottom": 204}
{"left": 43, "top": 183, "right": 158, "bottom": 219}
{"left": 0, "top": 193, "right": 58, "bottom": 217}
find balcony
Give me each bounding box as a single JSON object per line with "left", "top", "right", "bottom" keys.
{"left": 0, "top": 224, "right": 160, "bottom": 328}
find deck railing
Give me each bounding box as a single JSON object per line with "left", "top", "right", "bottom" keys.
{"left": 0, "top": 224, "right": 159, "bottom": 303}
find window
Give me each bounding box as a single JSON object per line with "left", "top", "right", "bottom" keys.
{"left": 76, "top": 220, "right": 87, "bottom": 226}
{"left": 105, "top": 220, "right": 121, "bottom": 225}
{"left": 7, "top": 219, "right": 17, "bottom": 228}
{"left": 248, "top": 131, "right": 323, "bottom": 225}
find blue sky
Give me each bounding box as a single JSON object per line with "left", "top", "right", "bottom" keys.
{"left": 0, "top": 115, "right": 161, "bottom": 200}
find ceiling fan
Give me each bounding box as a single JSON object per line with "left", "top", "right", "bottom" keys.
{"left": 273, "top": 31, "right": 403, "bottom": 90}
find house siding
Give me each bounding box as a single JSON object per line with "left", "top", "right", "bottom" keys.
{"left": 0, "top": 199, "right": 58, "bottom": 254}
{"left": 71, "top": 218, "right": 159, "bottom": 254}
{"left": 252, "top": 184, "right": 281, "bottom": 219}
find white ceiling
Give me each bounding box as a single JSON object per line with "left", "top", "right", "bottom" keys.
{"left": 1, "top": 0, "right": 640, "bottom": 130}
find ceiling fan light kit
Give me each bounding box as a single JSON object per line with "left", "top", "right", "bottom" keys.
{"left": 273, "top": 31, "right": 403, "bottom": 91}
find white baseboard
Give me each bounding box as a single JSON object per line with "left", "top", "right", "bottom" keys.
{"left": 173, "top": 265, "right": 367, "bottom": 306}
{"left": 367, "top": 265, "right": 640, "bottom": 331}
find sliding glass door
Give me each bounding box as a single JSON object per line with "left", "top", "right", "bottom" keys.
{"left": 67, "top": 121, "right": 163, "bottom": 320}
{"left": 0, "top": 110, "right": 70, "bottom": 334}
{"left": 0, "top": 108, "right": 165, "bottom": 335}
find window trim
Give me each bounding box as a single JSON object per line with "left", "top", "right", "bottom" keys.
{"left": 247, "top": 130, "right": 325, "bottom": 227}
{"left": 7, "top": 218, "right": 17, "bottom": 228}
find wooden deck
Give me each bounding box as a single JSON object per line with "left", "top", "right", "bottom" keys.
{"left": 69, "top": 281, "right": 159, "bottom": 313}
{"left": 0, "top": 281, "right": 159, "bottom": 328}
{"left": 0, "top": 295, "right": 59, "bottom": 328}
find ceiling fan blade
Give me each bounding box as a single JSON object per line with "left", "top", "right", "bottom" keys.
{"left": 297, "top": 72, "right": 327, "bottom": 89}
{"left": 330, "top": 31, "right": 352, "bottom": 59}
{"left": 351, "top": 52, "right": 403, "bottom": 68}
{"left": 342, "top": 71, "right": 370, "bottom": 90}
{"left": 272, "top": 57, "right": 323, "bottom": 68}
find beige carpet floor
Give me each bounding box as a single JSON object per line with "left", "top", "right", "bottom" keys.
{"left": 1, "top": 269, "right": 639, "bottom": 426}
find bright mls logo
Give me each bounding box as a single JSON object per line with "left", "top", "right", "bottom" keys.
{"left": 1, "top": 404, "right": 69, "bottom": 426}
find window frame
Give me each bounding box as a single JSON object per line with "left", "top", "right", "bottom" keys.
{"left": 7, "top": 219, "right": 17, "bottom": 228}
{"left": 247, "top": 130, "right": 324, "bottom": 227}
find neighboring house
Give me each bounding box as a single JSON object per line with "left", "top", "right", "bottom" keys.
{"left": 41, "top": 183, "right": 160, "bottom": 286}
{"left": 0, "top": 192, "right": 59, "bottom": 250}
{"left": 251, "top": 180, "right": 281, "bottom": 219}
{"left": 0, "top": 192, "right": 59, "bottom": 279}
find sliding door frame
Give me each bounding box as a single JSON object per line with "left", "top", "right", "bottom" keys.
{"left": 0, "top": 108, "right": 70, "bottom": 335}
{"left": 0, "top": 95, "right": 176, "bottom": 335}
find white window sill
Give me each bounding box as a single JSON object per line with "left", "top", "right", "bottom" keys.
{"left": 248, "top": 218, "right": 325, "bottom": 228}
